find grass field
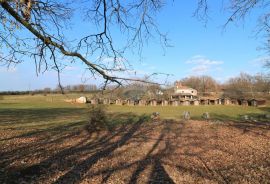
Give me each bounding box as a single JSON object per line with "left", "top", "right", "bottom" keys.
{"left": 1, "top": 94, "right": 269, "bottom": 120}
{"left": 0, "top": 94, "right": 270, "bottom": 183}
{"left": 0, "top": 94, "right": 269, "bottom": 139}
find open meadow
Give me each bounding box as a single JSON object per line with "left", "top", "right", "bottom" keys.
{"left": 0, "top": 94, "right": 270, "bottom": 183}
{"left": 2, "top": 0, "right": 270, "bottom": 183}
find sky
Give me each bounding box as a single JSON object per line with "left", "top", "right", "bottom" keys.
{"left": 0, "top": 1, "right": 269, "bottom": 91}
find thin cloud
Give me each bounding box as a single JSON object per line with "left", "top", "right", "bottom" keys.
{"left": 99, "top": 57, "right": 126, "bottom": 63}
{"left": 250, "top": 56, "right": 270, "bottom": 66}
{"left": 186, "top": 55, "right": 224, "bottom": 75}
{"left": 191, "top": 65, "right": 209, "bottom": 73}
{"left": 186, "top": 55, "right": 223, "bottom": 65}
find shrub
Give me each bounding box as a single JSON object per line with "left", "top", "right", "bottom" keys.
{"left": 86, "top": 105, "right": 108, "bottom": 132}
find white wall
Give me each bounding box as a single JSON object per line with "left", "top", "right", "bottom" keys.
{"left": 175, "top": 88, "right": 197, "bottom": 96}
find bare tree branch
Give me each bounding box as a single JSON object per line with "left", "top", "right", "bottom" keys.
{"left": 0, "top": 0, "right": 168, "bottom": 89}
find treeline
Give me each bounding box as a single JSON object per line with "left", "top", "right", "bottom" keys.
{"left": 1, "top": 73, "right": 269, "bottom": 100}
{"left": 110, "top": 73, "right": 270, "bottom": 100}
{"left": 101, "top": 83, "right": 165, "bottom": 100}
{"left": 180, "top": 73, "right": 270, "bottom": 99}
{"left": 0, "top": 84, "right": 98, "bottom": 95}
{"left": 62, "top": 84, "right": 98, "bottom": 92}
{"left": 222, "top": 73, "right": 270, "bottom": 99}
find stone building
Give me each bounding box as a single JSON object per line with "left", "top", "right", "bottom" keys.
{"left": 171, "top": 82, "right": 198, "bottom": 101}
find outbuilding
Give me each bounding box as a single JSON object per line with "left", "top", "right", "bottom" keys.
{"left": 149, "top": 99, "right": 157, "bottom": 106}
{"left": 162, "top": 99, "right": 169, "bottom": 106}
{"left": 171, "top": 100, "right": 179, "bottom": 106}
{"left": 200, "top": 98, "right": 209, "bottom": 105}
{"left": 127, "top": 99, "right": 135, "bottom": 106}
{"left": 221, "top": 98, "right": 231, "bottom": 105}
{"left": 76, "top": 96, "right": 87, "bottom": 104}
{"left": 90, "top": 98, "right": 98, "bottom": 104}
{"left": 115, "top": 99, "right": 123, "bottom": 105}
{"left": 138, "top": 99, "right": 147, "bottom": 106}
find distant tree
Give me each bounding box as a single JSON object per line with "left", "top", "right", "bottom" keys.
{"left": 181, "top": 75, "right": 219, "bottom": 94}
{"left": 223, "top": 73, "right": 252, "bottom": 98}
{"left": 201, "top": 76, "right": 219, "bottom": 94}
{"left": 222, "top": 73, "right": 270, "bottom": 98}
{"left": 118, "top": 82, "right": 147, "bottom": 99}
{"left": 86, "top": 85, "right": 97, "bottom": 91}
{"left": 123, "top": 89, "right": 145, "bottom": 100}
{"left": 55, "top": 85, "right": 63, "bottom": 94}
{"left": 113, "top": 87, "right": 125, "bottom": 99}
{"left": 72, "top": 85, "right": 78, "bottom": 92}
{"left": 145, "top": 84, "right": 161, "bottom": 99}
{"left": 78, "top": 84, "right": 85, "bottom": 93}
{"left": 43, "top": 87, "right": 51, "bottom": 94}
{"left": 160, "top": 86, "right": 173, "bottom": 99}
{"left": 180, "top": 76, "right": 201, "bottom": 90}
{"left": 65, "top": 85, "right": 72, "bottom": 92}
{"left": 253, "top": 73, "right": 270, "bottom": 93}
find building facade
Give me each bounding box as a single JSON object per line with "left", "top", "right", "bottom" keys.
{"left": 171, "top": 81, "right": 198, "bottom": 100}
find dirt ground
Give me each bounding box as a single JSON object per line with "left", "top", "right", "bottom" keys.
{"left": 1, "top": 118, "right": 270, "bottom": 184}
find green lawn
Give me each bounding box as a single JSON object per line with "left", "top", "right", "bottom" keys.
{"left": 1, "top": 94, "right": 270, "bottom": 183}
{"left": 1, "top": 93, "right": 268, "bottom": 150}
{"left": 0, "top": 94, "right": 269, "bottom": 122}
{"left": 108, "top": 105, "right": 269, "bottom": 121}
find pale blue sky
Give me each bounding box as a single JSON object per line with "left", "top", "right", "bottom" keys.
{"left": 0, "top": 1, "right": 269, "bottom": 91}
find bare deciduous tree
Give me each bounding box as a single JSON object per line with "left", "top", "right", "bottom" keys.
{"left": 1, "top": 0, "right": 270, "bottom": 91}
{"left": 180, "top": 75, "right": 219, "bottom": 94}
{"left": 196, "top": 0, "right": 270, "bottom": 68}
{"left": 0, "top": 0, "right": 168, "bottom": 91}
{"left": 223, "top": 72, "right": 270, "bottom": 99}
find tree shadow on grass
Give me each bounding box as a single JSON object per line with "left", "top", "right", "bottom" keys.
{"left": 1, "top": 111, "right": 177, "bottom": 183}
{"left": 0, "top": 111, "right": 152, "bottom": 183}
{"left": 259, "top": 106, "right": 270, "bottom": 113}
{"left": 0, "top": 108, "right": 88, "bottom": 126}
{"left": 0, "top": 108, "right": 90, "bottom": 143}
{"left": 210, "top": 112, "right": 270, "bottom": 139}
{"left": 1, "top": 112, "right": 270, "bottom": 183}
